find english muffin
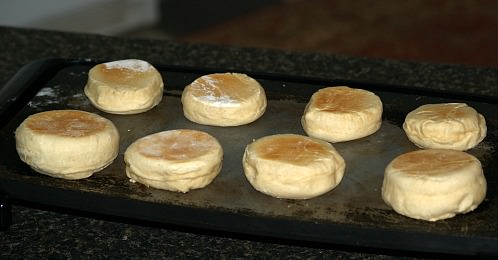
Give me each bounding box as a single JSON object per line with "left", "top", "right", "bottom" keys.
{"left": 181, "top": 73, "right": 266, "bottom": 126}
{"left": 403, "top": 103, "right": 486, "bottom": 150}
{"left": 302, "top": 86, "right": 383, "bottom": 142}
{"left": 243, "top": 134, "right": 345, "bottom": 199}
{"left": 382, "top": 149, "right": 486, "bottom": 221}
{"left": 84, "top": 59, "right": 163, "bottom": 114}
{"left": 15, "top": 110, "right": 119, "bottom": 179}
{"left": 124, "top": 129, "right": 223, "bottom": 192}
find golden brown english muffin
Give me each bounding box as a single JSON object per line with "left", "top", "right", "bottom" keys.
{"left": 15, "top": 110, "right": 119, "bottom": 179}
{"left": 382, "top": 149, "right": 486, "bottom": 221}
{"left": 302, "top": 86, "right": 383, "bottom": 142}
{"left": 403, "top": 103, "right": 486, "bottom": 151}
{"left": 181, "top": 72, "right": 266, "bottom": 126}
{"left": 84, "top": 59, "right": 164, "bottom": 114}
{"left": 243, "top": 134, "right": 345, "bottom": 199}
{"left": 124, "top": 129, "right": 223, "bottom": 193}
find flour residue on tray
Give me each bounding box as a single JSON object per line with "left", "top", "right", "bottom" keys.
{"left": 28, "top": 85, "right": 90, "bottom": 109}
{"left": 35, "top": 87, "right": 57, "bottom": 97}
{"left": 68, "top": 71, "right": 88, "bottom": 77}
{"left": 28, "top": 86, "right": 59, "bottom": 108}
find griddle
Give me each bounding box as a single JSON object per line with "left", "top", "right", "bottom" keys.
{"left": 0, "top": 59, "right": 497, "bottom": 255}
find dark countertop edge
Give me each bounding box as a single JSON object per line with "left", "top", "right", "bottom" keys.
{"left": 1, "top": 26, "right": 498, "bottom": 97}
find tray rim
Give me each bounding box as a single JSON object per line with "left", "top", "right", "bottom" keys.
{"left": 2, "top": 177, "right": 497, "bottom": 256}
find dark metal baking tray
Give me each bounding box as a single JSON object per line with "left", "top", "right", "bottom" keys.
{"left": 0, "top": 59, "right": 497, "bottom": 255}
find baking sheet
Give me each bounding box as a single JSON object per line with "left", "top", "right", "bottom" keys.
{"left": 0, "top": 59, "right": 497, "bottom": 255}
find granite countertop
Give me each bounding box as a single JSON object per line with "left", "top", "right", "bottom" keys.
{"left": 1, "top": 26, "right": 497, "bottom": 258}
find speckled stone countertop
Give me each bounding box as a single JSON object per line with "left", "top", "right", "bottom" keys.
{"left": 1, "top": 26, "right": 498, "bottom": 259}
